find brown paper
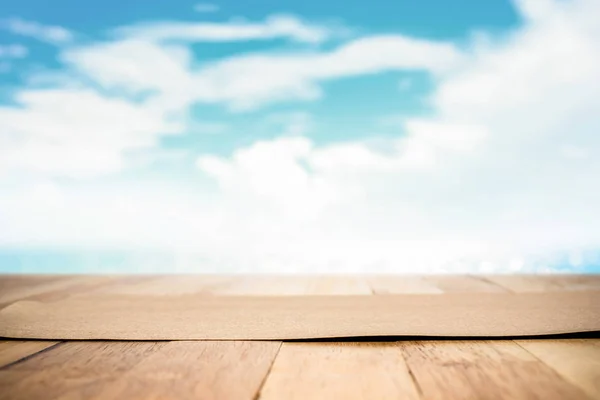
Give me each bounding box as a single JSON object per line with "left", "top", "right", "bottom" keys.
{"left": 0, "top": 292, "right": 598, "bottom": 340}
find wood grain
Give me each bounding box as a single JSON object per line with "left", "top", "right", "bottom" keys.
{"left": 0, "top": 340, "right": 58, "bottom": 367}
{"left": 516, "top": 339, "right": 600, "bottom": 399}
{"left": 80, "top": 276, "right": 287, "bottom": 399}
{"left": 92, "top": 341, "right": 281, "bottom": 400}
{"left": 0, "top": 341, "right": 165, "bottom": 400}
{"left": 257, "top": 274, "right": 406, "bottom": 399}
{"left": 259, "top": 342, "right": 420, "bottom": 400}
{"left": 84, "top": 276, "right": 287, "bottom": 399}
{"left": 400, "top": 340, "right": 592, "bottom": 400}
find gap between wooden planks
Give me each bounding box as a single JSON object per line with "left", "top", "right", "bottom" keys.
{"left": 0, "top": 274, "right": 599, "bottom": 400}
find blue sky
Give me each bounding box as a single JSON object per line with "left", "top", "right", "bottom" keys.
{"left": 0, "top": 0, "right": 520, "bottom": 155}
{"left": 0, "top": 0, "right": 599, "bottom": 273}
{"left": 1, "top": 0, "right": 519, "bottom": 38}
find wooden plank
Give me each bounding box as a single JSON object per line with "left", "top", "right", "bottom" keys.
{"left": 0, "top": 275, "right": 64, "bottom": 294}
{"left": 90, "top": 275, "right": 233, "bottom": 296}
{"left": 86, "top": 275, "right": 370, "bottom": 296}
{"left": 423, "top": 275, "right": 508, "bottom": 293}
{"left": 0, "top": 340, "right": 58, "bottom": 367}
{"left": 547, "top": 275, "right": 600, "bottom": 291}
{"left": 483, "top": 275, "right": 565, "bottom": 292}
{"left": 306, "top": 276, "right": 373, "bottom": 295}
{"left": 90, "top": 275, "right": 311, "bottom": 296}
{"left": 256, "top": 276, "right": 417, "bottom": 399}
{"left": 0, "top": 341, "right": 165, "bottom": 400}
{"left": 79, "top": 277, "right": 288, "bottom": 399}
{"left": 93, "top": 341, "right": 281, "bottom": 400}
{"left": 24, "top": 276, "right": 117, "bottom": 302}
{"left": 516, "top": 339, "right": 600, "bottom": 399}
{"left": 210, "top": 276, "right": 313, "bottom": 295}
{"left": 367, "top": 275, "right": 443, "bottom": 294}
{"left": 484, "top": 274, "right": 600, "bottom": 292}
{"left": 0, "top": 275, "right": 69, "bottom": 304}
{"left": 87, "top": 275, "right": 369, "bottom": 296}
{"left": 0, "top": 276, "right": 112, "bottom": 307}
{"left": 259, "top": 342, "right": 420, "bottom": 400}
{"left": 400, "top": 340, "right": 592, "bottom": 400}
{"left": 85, "top": 275, "right": 169, "bottom": 295}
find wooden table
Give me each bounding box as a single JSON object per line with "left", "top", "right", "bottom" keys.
{"left": 0, "top": 274, "right": 599, "bottom": 399}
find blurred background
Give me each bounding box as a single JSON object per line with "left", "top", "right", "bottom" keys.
{"left": 0, "top": 0, "right": 599, "bottom": 274}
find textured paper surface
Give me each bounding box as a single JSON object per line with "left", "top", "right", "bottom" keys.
{"left": 0, "top": 292, "right": 598, "bottom": 340}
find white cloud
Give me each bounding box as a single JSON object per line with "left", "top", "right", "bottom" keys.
{"left": 59, "top": 25, "right": 462, "bottom": 113}
{"left": 194, "top": 3, "right": 219, "bottom": 13}
{"left": 197, "top": 136, "right": 337, "bottom": 221}
{"left": 185, "top": 0, "right": 600, "bottom": 271}
{"left": 116, "top": 14, "right": 333, "bottom": 44}
{"left": 191, "top": 34, "right": 462, "bottom": 110}
{"left": 61, "top": 39, "right": 194, "bottom": 95}
{"left": 0, "top": 88, "right": 182, "bottom": 178}
{"left": 1, "top": 18, "right": 73, "bottom": 44}
{"left": 0, "top": 37, "right": 193, "bottom": 179}
{"left": 0, "top": 44, "right": 28, "bottom": 58}
{"left": 316, "top": 35, "right": 462, "bottom": 76}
